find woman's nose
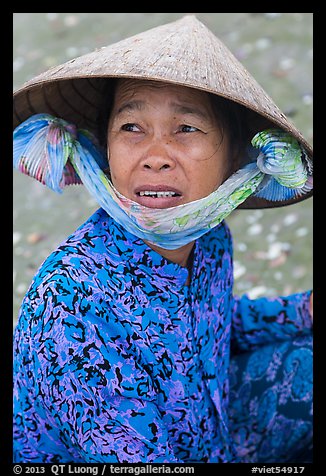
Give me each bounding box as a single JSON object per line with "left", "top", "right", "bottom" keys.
{"left": 141, "top": 143, "right": 176, "bottom": 171}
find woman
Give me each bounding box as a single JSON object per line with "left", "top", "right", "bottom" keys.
{"left": 13, "top": 16, "right": 313, "bottom": 463}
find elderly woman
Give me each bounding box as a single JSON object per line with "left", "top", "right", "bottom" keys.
{"left": 13, "top": 16, "right": 313, "bottom": 463}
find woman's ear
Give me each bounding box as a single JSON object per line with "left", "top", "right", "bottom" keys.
{"left": 226, "top": 149, "right": 242, "bottom": 179}
{"left": 232, "top": 152, "right": 242, "bottom": 173}
{"left": 103, "top": 166, "right": 111, "bottom": 179}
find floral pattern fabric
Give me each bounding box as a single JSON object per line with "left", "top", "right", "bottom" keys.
{"left": 13, "top": 208, "right": 313, "bottom": 463}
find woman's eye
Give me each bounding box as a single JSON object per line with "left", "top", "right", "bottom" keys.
{"left": 121, "top": 123, "right": 140, "bottom": 132}
{"left": 179, "top": 124, "right": 199, "bottom": 133}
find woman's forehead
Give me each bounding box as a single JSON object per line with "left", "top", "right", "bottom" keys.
{"left": 115, "top": 79, "right": 209, "bottom": 100}
{"left": 113, "top": 79, "right": 214, "bottom": 114}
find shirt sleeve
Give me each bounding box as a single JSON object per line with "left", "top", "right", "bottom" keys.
{"left": 230, "top": 290, "right": 313, "bottom": 353}
{"left": 24, "top": 277, "right": 181, "bottom": 463}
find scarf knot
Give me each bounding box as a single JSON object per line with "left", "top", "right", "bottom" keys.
{"left": 252, "top": 129, "right": 312, "bottom": 201}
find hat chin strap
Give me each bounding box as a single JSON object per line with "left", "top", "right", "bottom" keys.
{"left": 13, "top": 114, "right": 313, "bottom": 250}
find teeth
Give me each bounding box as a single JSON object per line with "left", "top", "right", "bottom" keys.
{"left": 139, "top": 191, "right": 177, "bottom": 197}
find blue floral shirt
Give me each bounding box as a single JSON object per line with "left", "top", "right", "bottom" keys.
{"left": 13, "top": 208, "right": 312, "bottom": 463}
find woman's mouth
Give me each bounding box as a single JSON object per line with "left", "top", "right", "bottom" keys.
{"left": 134, "top": 185, "right": 183, "bottom": 208}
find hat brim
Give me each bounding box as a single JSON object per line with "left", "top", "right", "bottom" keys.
{"left": 13, "top": 15, "right": 313, "bottom": 209}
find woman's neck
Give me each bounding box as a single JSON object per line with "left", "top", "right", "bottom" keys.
{"left": 145, "top": 240, "right": 195, "bottom": 284}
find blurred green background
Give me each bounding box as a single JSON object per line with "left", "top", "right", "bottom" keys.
{"left": 13, "top": 13, "right": 313, "bottom": 325}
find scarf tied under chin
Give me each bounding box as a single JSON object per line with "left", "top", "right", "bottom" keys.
{"left": 13, "top": 113, "right": 313, "bottom": 249}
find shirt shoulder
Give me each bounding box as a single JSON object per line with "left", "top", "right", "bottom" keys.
{"left": 29, "top": 208, "right": 114, "bottom": 286}
{"left": 17, "top": 209, "right": 118, "bottom": 325}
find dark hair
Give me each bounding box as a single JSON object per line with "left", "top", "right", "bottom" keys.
{"left": 209, "top": 94, "right": 251, "bottom": 175}
{"left": 97, "top": 79, "right": 118, "bottom": 150}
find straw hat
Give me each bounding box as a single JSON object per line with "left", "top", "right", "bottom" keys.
{"left": 13, "top": 15, "right": 313, "bottom": 209}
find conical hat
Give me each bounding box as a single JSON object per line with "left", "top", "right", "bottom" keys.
{"left": 13, "top": 15, "right": 313, "bottom": 209}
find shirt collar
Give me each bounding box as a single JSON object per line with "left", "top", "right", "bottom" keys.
{"left": 102, "top": 210, "right": 225, "bottom": 290}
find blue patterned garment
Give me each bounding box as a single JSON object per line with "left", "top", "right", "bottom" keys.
{"left": 13, "top": 208, "right": 313, "bottom": 463}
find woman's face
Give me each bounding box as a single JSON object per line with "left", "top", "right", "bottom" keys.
{"left": 107, "top": 79, "right": 230, "bottom": 209}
